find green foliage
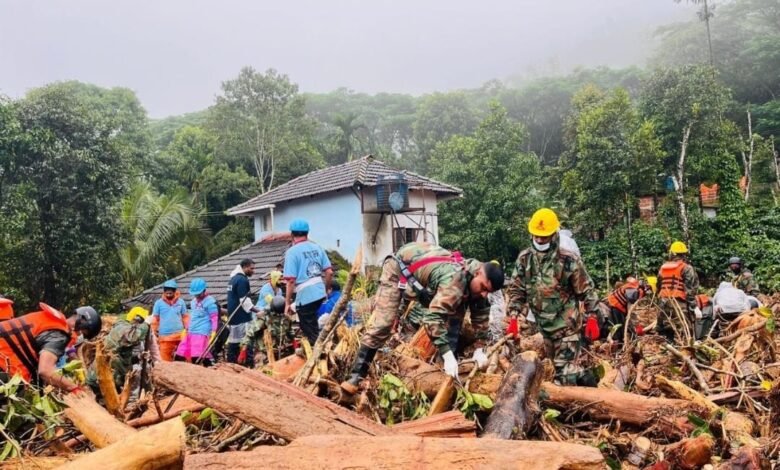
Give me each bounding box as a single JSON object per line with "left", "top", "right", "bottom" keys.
{"left": 209, "top": 67, "right": 324, "bottom": 192}
{"left": 0, "top": 81, "right": 148, "bottom": 310}
{"left": 455, "top": 388, "right": 494, "bottom": 420}
{"left": 377, "top": 373, "right": 429, "bottom": 425}
{"left": 413, "top": 92, "right": 480, "bottom": 174}
{"left": 0, "top": 376, "right": 65, "bottom": 461}
{"left": 431, "top": 103, "right": 545, "bottom": 264}
{"left": 208, "top": 219, "right": 254, "bottom": 260}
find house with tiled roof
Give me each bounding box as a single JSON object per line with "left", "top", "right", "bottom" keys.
{"left": 226, "top": 155, "right": 462, "bottom": 268}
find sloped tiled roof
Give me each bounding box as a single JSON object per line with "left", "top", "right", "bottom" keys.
{"left": 121, "top": 235, "right": 291, "bottom": 308}
{"left": 227, "top": 155, "right": 462, "bottom": 215}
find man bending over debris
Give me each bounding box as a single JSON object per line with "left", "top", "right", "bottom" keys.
{"left": 507, "top": 208, "right": 600, "bottom": 386}
{"left": 340, "top": 242, "right": 504, "bottom": 395}
{"left": 87, "top": 307, "right": 150, "bottom": 395}
{"left": 238, "top": 296, "right": 292, "bottom": 366}
{"left": 0, "top": 303, "right": 101, "bottom": 393}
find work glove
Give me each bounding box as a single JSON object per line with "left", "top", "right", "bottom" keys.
{"left": 506, "top": 316, "right": 519, "bottom": 338}
{"left": 694, "top": 307, "right": 703, "bottom": 320}
{"left": 442, "top": 351, "right": 459, "bottom": 379}
{"left": 237, "top": 347, "right": 248, "bottom": 364}
{"left": 180, "top": 329, "right": 187, "bottom": 341}
{"left": 472, "top": 348, "right": 488, "bottom": 369}
{"left": 209, "top": 332, "right": 216, "bottom": 345}
{"left": 70, "top": 385, "right": 86, "bottom": 396}
{"left": 241, "top": 297, "right": 254, "bottom": 313}
{"left": 635, "top": 324, "right": 645, "bottom": 336}
{"left": 584, "top": 314, "right": 600, "bottom": 342}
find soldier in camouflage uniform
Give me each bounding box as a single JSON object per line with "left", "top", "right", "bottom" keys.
{"left": 657, "top": 241, "right": 701, "bottom": 339}
{"left": 340, "top": 242, "right": 504, "bottom": 394}
{"left": 87, "top": 308, "right": 150, "bottom": 394}
{"left": 724, "top": 257, "right": 760, "bottom": 297}
{"left": 506, "top": 208, "right": 600, "bottom": 386}
{"left": 237, "top": 296, "right": 292, "bottom": 367}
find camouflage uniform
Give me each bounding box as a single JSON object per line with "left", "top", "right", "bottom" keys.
{"left": 87, "top": 319, "right": 149, "bottom": 392}
{"left": 657, "top": 256, "right": 699, "bottom": 338}
{"left": 361, "top": 242, "right": 477, "bottom": 355}
{"left": 506, "top": 234, "right": 599, "bottom": 385}
{"left": 240, "top": 311, "right": 293, "bottom": 365}
{"left": 725, "top": 269, "right": 760, "bottom": 297}
{"left": 405, "top": 267, "right": 492, "bottom": 352}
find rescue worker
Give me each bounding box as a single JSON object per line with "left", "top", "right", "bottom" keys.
{"left": 657, "top": 241, "right": 701, "bottom": 340}
{"left": 237, "top": 296, "right": 292, "bottom": 367}
{"left": 226, "top": 258, "right": 261, "bottom": 364}
{"left": 87, "top": 306, "right": 150, "bottom": 394}
{"left": 151, "top": 280, "right": 188, "bottom": 362}
{"left": 176, "top": 278, "right": 219, "bottom": 366}
{"left": 507, "top": 208, "right": 600, "bottom": 386}
{"left": 256, "top": 271, "right": 284, "bottom": 310}
{"left": 340, "top": 242, "right": 504, "bottom": 395}
{"left": 604, "top": 277, "right": 654, "bottom": 341}
{"left": 0, "top": 303, "right": 101, "bottom": 393}
{"left": 0, "top": 297, "right": 14, "bottom": 321}
{"left": 283, "top": 219, "right": 333, "bottom": 345}
{"left": 725, "top": 257, "right": 760, "bottom": 297}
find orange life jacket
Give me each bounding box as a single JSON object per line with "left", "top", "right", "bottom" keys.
{"left": 658, "top": 260, "right": 687, "bottom": 300}
{"left": 0, "top": 299, "right": 13, "bottom": 321}
{"left": 696, "top": 294, "right": 711, "bottom": 309}
{"left": 0, "top": 304, "right": 71, "bottom": 382}
{"left": 607, "top": 279, "right": 643, "bottom": 314}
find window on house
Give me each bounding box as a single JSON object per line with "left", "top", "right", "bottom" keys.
{"left": 393, "top": 228, "right": 420, "bottom": 250}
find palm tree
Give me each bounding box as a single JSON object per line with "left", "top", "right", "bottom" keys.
{"left": 675, "top": 0, "right": 715, "bottom": 66}
{"left": 332, "top": 112, "right": 367, "bottom": 163}
{"left": 120, "top": 181, "right": 210, "bottom": 296}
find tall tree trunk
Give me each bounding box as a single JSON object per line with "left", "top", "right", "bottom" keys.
{"left": 741, "top": 109, "right": 755, "bottom": 202}
{"left": 703, "top": 0, "right": 715, "bottom": 67}
{"left": 626, "top": 193, "right": 638, "bottom": 275}
{"left": 674, "top": 123, "right": 694, "bottom": 248}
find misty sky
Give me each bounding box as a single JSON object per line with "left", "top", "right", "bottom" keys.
{"left": 1, "top": 0, "right": 696, "bottom": 118}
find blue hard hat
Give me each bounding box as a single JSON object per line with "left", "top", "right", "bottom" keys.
{"left": 289, "top": 219, "right": 310, "bottom": 233}
{"left": 162, "top": 279, "right": 178, "bottom": 290}
{"left": 189, "top": 278, "right": 207, "bottom": 296}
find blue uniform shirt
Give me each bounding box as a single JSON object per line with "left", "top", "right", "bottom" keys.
{"left": 226, "top": 273, "right": 252, "bottom": 325}
{"left": 284, "top": 240, "right": 331, "bottom": 307}
{"left": 152, "top": 298, "right": 188, "bottom": 336}
{"left": 256, "top": 283, "right": 283, "bottom": 309}
{"left": 189, "top": 296, "right": 218, "bottom": 336}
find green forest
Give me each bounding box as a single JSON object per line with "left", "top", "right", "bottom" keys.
{"left": 2, "top": 0, "right": 780, "bottom": 312}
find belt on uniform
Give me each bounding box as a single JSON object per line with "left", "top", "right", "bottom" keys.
{"left": 295, "top": 276, "right": 323, "bottom": 293}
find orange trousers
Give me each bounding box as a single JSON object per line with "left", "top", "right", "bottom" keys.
{"left": 158, "top": 334, "right": 181, "bottom": 362}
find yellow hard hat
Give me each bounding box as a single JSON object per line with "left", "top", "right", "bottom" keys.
{"left": 528, "top": 208, "right": 560, "bottom": 237}
{"left": 126, "top": 306, "right": 149, "bottom": 322}
{"left": 669, "top": 241, "right": 688, "bottom": 255}
{"left": 645, "top": 276, "right": 658, "bottom": 293}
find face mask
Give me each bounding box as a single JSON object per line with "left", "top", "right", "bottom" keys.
{"left": 533, "top": 240, "right": 551, "bottom": 252}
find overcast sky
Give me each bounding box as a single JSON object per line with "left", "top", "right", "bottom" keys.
{"left": 1, "top": 0, "right": 696, "bottom": 118}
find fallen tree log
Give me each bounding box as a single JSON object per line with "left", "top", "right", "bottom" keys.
{"left": 0, "top": 456, "right": 75, "bottom": 469}
{"left": 62, "top": 392, "right": 136, "bottom": 448}
{"left": 482, "top": 351, "right": 542, "bottom": 439}
{"left": 59, "top": 418, "right": 185, "bottom": 470}
{"left": 94, "top": 342, "right": 122, "bottom": 417}
{"left": 392, "top": 353, "right": 501, "bottom": 398}
{"left": 392, "top": 410, "right": 476, "bottom": 438}
{"left": 541, "top": 382, "right": 709, "bottom": 437}
{"left": 261, "top": 353, "right": 306, "bottom": 381}
{"left": 183, "top": 435, "right": 605, "bottom": 469}
{"left": 154, "top": 361, "right": 393, "bottom": 440}
{"left": 664, "top": 434, "right": 715, "bottom": 470}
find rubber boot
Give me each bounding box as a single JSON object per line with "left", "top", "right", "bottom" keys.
{"left": 340, "top": 345, "right": 377, "bottom": 395}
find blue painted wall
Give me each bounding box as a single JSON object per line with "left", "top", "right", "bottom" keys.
{"left": 254, "top": 189, "right": 363, "bottom": 261}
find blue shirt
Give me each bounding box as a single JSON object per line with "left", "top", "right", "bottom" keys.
{"left": 152, "top": 298, "right": 188, "bottom": 336}
{"left": 189, "top": 295, "right": 218, "bottom": 336}
{"left": 284, "top": 240, "right": 331, "bottom": 307}
{"left": 256, "top": 283, "right": 282, "bottom": 309}
{"left": 316, "top": 291, "right": 354, "bottom": 326}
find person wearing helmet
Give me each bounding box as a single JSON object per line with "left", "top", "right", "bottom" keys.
{"left": 657, "top": 241, "right": 701, "bottom": 339}
{"left": 256, "top": 271, "right": 284, "bottom": 311}
{"left": 604, "top": 277, "right": 654, "bottom": 341}
{"left": 340, "top": 242, "right": 504, "bottom": 395}
{"left": 86, "top": 306, "right": 150, "bottom": 396}
{"left": 506, "top": 208, "right": 600, "bottom": 386}
{"left": 151, "top": 279, "right": 189, "bottom": 362}
{"left": 238, "top": 296, "right": 293, "bottom": 366}
{"left": 283, "top": 219, "right": 333, "bottom": 344}
{"left": 0, "top": 303, "right": 101, "bottom": 393}
{"left": 175, "top": 278, "right": 219, "bottom": 365}
{"left": 724, "top": 257, "right": 760, "bottom": 297}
